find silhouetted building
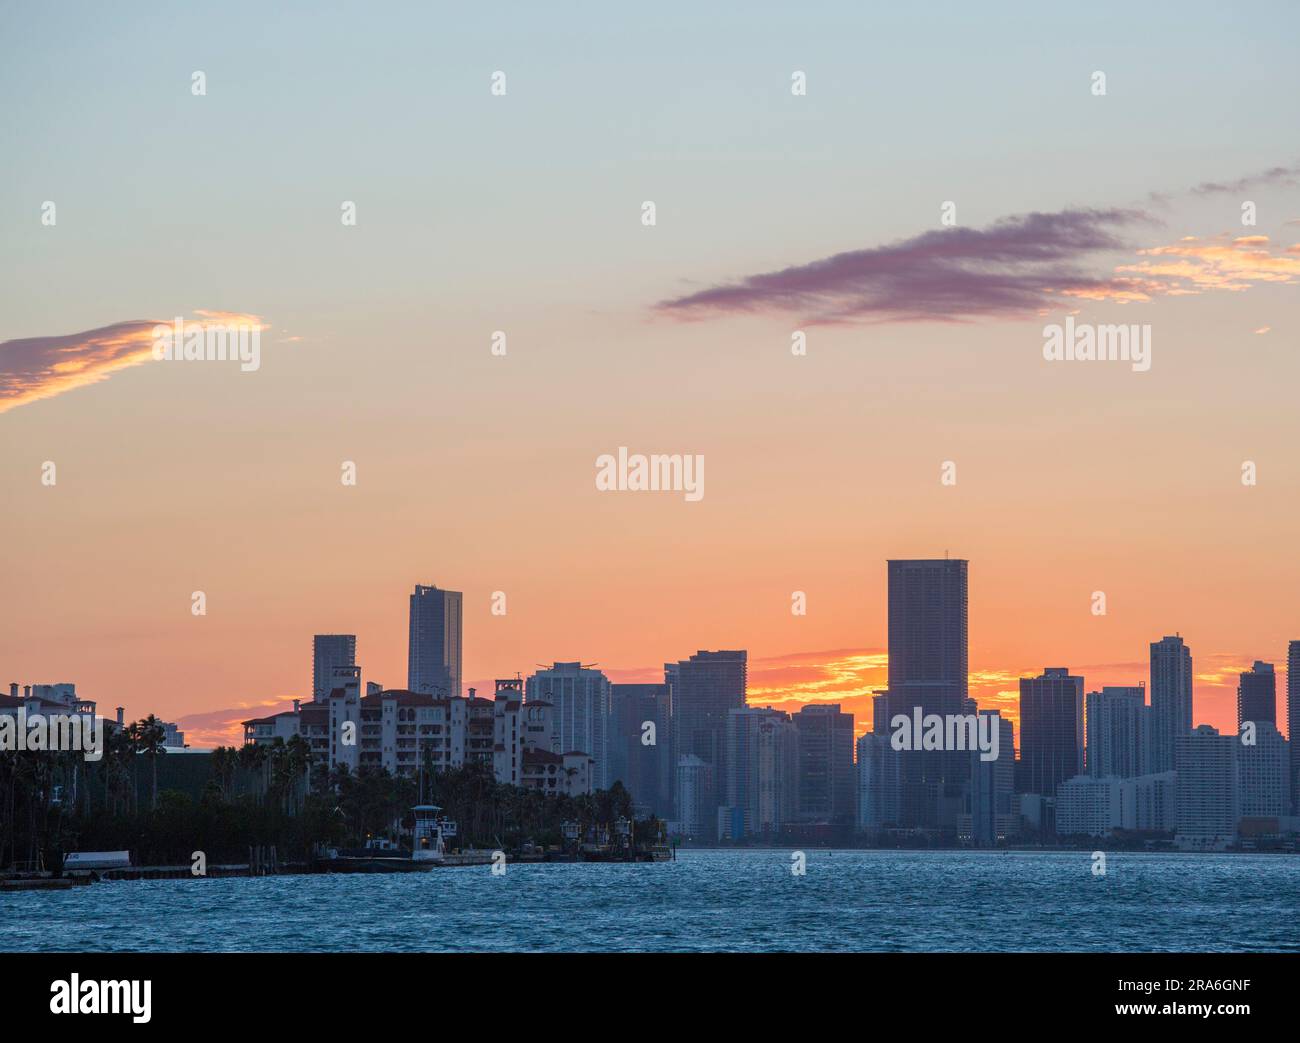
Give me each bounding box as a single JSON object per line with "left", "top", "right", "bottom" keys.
{"left": 793, "top": 703, "right": 856, "bottom": 824}
{"left": 880, "top": 558, "right": 969, "bottom": 828}
{"left": 856, "top": 731, "right": 901, "bottom": 830}
{"left": 312, "top": 634, "right": 356, "bottom": 701}
{"left": 968, "top": 711, "right": 1015, "bottom": 846}
{"left": 670, "top": 650, "right": 747, "bottom": 837}
{"left": 608, "top": 682, "right": 672, "bottom": 814}
{"left": 1085, "top": 685, "right": 1150, "bottom": 778}
{"left": 1289, "top": 641, "right": 1300, "bottom": 812}
{"left": 1237, "top": 661, "right": 1277, "bottom": 729}
{"left": 1018, "top": 667, "right": 1084, "bottom": 798}
{"left": 1150, "top": 635, "right": 1193, "bottom": 773}
{"left": 407, "top": 585, "right": 462, "bottom": 698}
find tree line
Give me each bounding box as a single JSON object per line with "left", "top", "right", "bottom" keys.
{"left": 1, "top": 716, "right": 661, "bottom": 871}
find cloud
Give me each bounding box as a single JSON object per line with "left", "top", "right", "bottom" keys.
{"left": 0, "top": 320, "right": 160, "bottom": 414}
{"left": 1115, "top": 234, "right": 1300, "bottom": 294}
{"left": 174, "top": 697, "right": 297, "bottom": 749}
{"left": 1190, "top": 163, "right": 1300, "bottom": 195}
{"left": 0, "top": 312, "right": 267, "bottom": 415}
{"left": 656, "top": 208, "right": 1157, "bottom": 325}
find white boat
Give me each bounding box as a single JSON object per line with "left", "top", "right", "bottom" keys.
{"left": 64, "top": 851, "right": 131, "bottom": 871}
{"left": 411, "top": 805, "right": 457, "bottom": 863}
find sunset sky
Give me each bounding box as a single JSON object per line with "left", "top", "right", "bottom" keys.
{"left": 2, "top": 3, "right": 1298, "bottom": 748}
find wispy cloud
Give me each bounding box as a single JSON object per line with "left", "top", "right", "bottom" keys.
{"left": 656, "top": 208, "right": 1155, "bottom": 325}
{"left": 657, "top": 164, "right": 1300, "bottom": 326}
{"left": 1190, "top": 162, "right": 1300, "bottom": 195}
{"left": 0, "top": 311, "right": 267, "bottom": 415}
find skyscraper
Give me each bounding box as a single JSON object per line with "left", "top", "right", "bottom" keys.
{"left": 312, "top": 634, "right": 356, "bottom": 701}
{"left": 407, "top": 585, "right": 463, "bottom": 698}
{"left": 1149, "top": 635, "right": 1193, "bottom": 773}
{"left": 856, "top": 731, "right": 901, "bottom": 831}
{"left": 1175, "top": 725, "right": 1239, "bottom": 849}
{"left": 721, "top": 706, "right": 799, "bottom": 840}
{"left": 1018, "top": 667, "right": 1084, "bottom": 798}
{"left": 1085, "top": 685, "right": 1150, "bottom": 778}
{"left": 882, "top": 558, "right": 969, "bottom": 827}
{"left": 526, "top": 662, "right": 611, "bottom": 788}
{"left": 792, "top": 703, "right": 856, "bottom": 824}
{"left": 608, "top": 682, "right": 672, "bottom": 814}
{"left": 968, "top": 711, "right": 1015, "bottom": 846}
{"left": 1237, "top": 661, "right": 1277, "bottom": 728}
{"left": 671, "top": 649, "right": 747, "bottom": 838}
{"left": 1288, "top": 641, "right": 1300, "bottom": 812}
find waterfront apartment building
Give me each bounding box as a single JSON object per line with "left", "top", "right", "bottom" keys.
{"left": 1150, "top": 635, "right": 1194, "bottom": 773}
{"left": 1237, "top": 661, "right": 1277, "bottom": 729}
{"left": 407, "top": 585, "right": 463, "bottom": 698}
{"left": 1056, "top": 775, "right": 1122, "bottom": 837}
{"left": 1175, "top": 725, "right": 1239, "bottom": 849}
{"left": 670, "top": 650, "right": 748, "bottom": 837}
{"left": 526, "top": 662, "right": 611, "bottom": 789}
{"left": 244, "top": 676, "right": 593, "bottom": 796}
{"left": 879, "top": 558, "right": 970, "bottom": 829}
{"left": 720, "top": 707, "right": 799, "bottom": 840}
{"left": 1057, "top": 770, "right": 1179, "bottom": 837}
{"left": 1237, "top": 721, "right": 1290, "bottom": 819}
{"left": 1119, "top": 771, "right": 1177, "bottom": 833}
{"left": 1018, "top": 668, "right": 1084, "bottom": 798}
{"left": 312, "top": 634, "right": 357, "bottom": 701}
{"left": 1085, "top": 685, "right": 1150, "bottom": 778}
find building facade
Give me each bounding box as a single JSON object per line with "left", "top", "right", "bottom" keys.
{"left": 407, "top": 584, "right": 463, "bottom": 698}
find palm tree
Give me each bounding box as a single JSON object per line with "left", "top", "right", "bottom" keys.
{"left": 133, "top": 716, "right": 168, "bottom": 811}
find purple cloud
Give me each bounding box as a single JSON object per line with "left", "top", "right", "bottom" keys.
{"left": 656, "top": 208, "right": 1160, "bottom": 325}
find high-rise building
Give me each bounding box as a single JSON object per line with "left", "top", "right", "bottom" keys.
{"left": 526, "top": 662, "right": 611, "bottom": 788}
{"left": 968, "top": 711, "right": 1015, "bottom": 846}
{"left": 880, "top": 558, "right": 969, "bottom": 828}
{"left": 1175, "top": 725, "right": 1239, "bottom": 849}
{"left": 1237, "top": 661, "right": 1277, "bottom": 729}
{"left": 607, "top": 683, "right": 672, "bottom": 814}
{"left": 1018, "top": 668, "right": 1084, "bottom": 798}
{"left": 1289, "top": 641, "right": 1300, "bottom": 812}
{"left": 856, "top": 731, "right": 901, "bottom": 831}
{"left": 1150, "top": 635, "right": 1193, "bottom": 773}
{"left": 792, "top": 704, "right": 856, "bottom": 824}
{"left": 312, "top": 634, "right": 356, "bottom": 701}
{"left": 721, "top": 707, "right": 799, "bottom": 840}
{"left": 1085, "top": 685, "right": 1150, "bottom": 778}
{"left": 675, "top": 755, "right": 714, "bottom": 840}
{"left": 1237, "top": 721, "right": 1290, "bottom": 819}
{"left": 407, "top": 585, "right": 463, "bottom": 698}
{"left": 669, "top": 650, "right": 747, "bottom": 836}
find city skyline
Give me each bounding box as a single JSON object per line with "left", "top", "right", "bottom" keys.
{"left": 7, "top": 571, "right": 1291, "bottom": 753}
